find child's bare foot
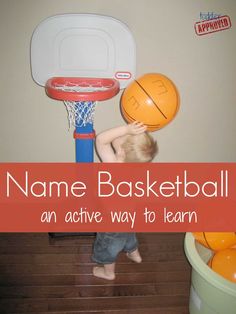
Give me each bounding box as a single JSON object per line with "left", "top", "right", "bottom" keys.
{"left": 126, "top": 249, "right": 142, "bottom": 263}
{"left": 93, "top": 265, "right": 115, "bottom": 280}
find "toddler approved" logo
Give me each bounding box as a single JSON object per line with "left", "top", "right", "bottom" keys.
{"left": 195, "top": 14, "right": 231, "bottom": 36}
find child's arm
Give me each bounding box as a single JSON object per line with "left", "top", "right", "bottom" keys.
{"left": 96, "top": 121, "right": 146, "bottom": 162}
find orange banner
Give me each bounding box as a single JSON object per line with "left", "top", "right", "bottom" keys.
{"left": 0, "top": 163, "right": 235, "bottom": 232}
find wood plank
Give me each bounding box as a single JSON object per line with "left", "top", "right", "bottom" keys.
{"left": 0, "top": 233, "right": 185, "bottom": 246}
{"left": 0, "top": 250, "right": 186, "bottom": 265}
{"left": 0, "top": 270, "right": 190, "bottom": 286}
{"left": 0, "top": 233, "right": 95, "bottom": 246}
{"left": 0, "top": 241, "right": 183, "bottom": 254}
{"left": 0, "top": 282, "right": 189, "bottom": 298}
{"left": 0, "top": 307, "right": 189, "bottom": 314}
{"left": 0, "top": 260, "right": 190, "bottom": 275}
{"left": 0, "top": 295, "right": 189, "bottom": 313}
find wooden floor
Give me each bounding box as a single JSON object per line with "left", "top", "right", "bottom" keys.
{"left": 0, "top": 233, "right": 191, "bottom": 314}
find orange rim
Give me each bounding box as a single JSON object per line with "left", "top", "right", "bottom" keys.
{"left": 46, "top": 77, "right": 120, "bottom": 101}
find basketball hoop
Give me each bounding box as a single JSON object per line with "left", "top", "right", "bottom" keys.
{"left": 45, "top": 77, "right": 120, "bottom": 162}
{"left": 31, "top": 13, "right": 135, "bottom": 237}
{"left": 31, "top": 13, "right": 135, "bottom": 164}
{"left": 46, "top": 77, "right": 119, "bottom": 128}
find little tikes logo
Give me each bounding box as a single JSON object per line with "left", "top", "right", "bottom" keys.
{"left": 195, "top": 12, "right": 231, "bottom": 36}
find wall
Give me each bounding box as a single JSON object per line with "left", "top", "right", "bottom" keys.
{"left": 0, "top": 0, "right": 235, "bottom": 162}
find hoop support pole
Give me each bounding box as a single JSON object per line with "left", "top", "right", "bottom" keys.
{"left": 72, "top": 100, "right": 94, "bottom": 162}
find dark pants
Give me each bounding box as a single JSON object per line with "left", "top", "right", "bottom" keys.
{"left": 92, "top": 232, "right": 138, "bottom": 264}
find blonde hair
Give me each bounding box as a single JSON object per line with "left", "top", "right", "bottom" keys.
{"left": 121, "top": 132, "right": 158, "bottom": 162}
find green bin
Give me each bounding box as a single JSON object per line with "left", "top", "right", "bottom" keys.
{"left": 184, "top": 232, "right": 236, "bottom": 314}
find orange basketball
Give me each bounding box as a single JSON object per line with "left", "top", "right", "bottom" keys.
{"left": 208, "top": 248, "right": 236, "bottom": 283}
{"left": 120, "top": 73, "right": 180, "bottom": 131}
{"left": 193, "top": 232, "right": 236, "bottom": 251}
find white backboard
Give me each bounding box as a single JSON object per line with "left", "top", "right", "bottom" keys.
{"left": 31, "top": 14, "right": 136, "bottom": 89}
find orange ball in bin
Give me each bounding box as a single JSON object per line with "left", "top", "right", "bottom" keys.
{"left": 193, "top": 232, "right": 236, "bottom": 251}
{"left": 208, "top": 248, "right": 236, "bottom": 283}
{"left": 121, "top": 73, "right": 180, "bottom": 132}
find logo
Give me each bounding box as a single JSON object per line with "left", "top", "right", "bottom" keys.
{"left": 115, "top": 72, "right": 132, "bottom": 80}
{"left": 195, "top": 14, "right": 231, "bottom": 36}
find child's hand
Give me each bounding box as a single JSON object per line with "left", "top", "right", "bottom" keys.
{"left": 127, "top": 121, "right": 147, "bottom": 135}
